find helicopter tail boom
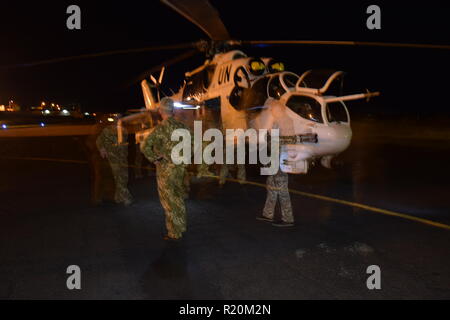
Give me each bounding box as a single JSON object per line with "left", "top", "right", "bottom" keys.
{"left": 141, "top": 79, "right": 158, "bottom": 111}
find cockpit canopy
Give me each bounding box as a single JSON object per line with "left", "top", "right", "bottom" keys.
{"left": 325, "top": 101, "right": 349, "bottom": 123}
{"left": 267, "top": 72, "right": 299, "bottom": 99}
{"left": 286, "top": 95, "right": 324, "bottom": 123}
{"left": 285, "top": 94, "right": 350, "bottom": 124}
{"left": 297, "top": 69, "right": 345, "bottom": 96}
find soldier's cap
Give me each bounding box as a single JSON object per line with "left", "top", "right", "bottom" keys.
{"left": 158, "top": 97, "right": 174, "bottom": 113}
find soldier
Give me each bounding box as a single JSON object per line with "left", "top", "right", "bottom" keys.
{"left": 218, "top": 132, "right": 246, "bottom": 186}
{"left": 74, "top": 122, "right": 115, "bottom": 206}
{"left": 219, "top": 158, "right": 246, "bottom": 185}
{"left": 96, "top": 114, "right": 133, "bottom": 206}
{"left": 259, "top": 169, "right": 294, "bottom": 227}
{"left": 133, "top": 117, "right": 154, "bottom": 179}
{"left": 141, "top": 97, "right": 210, "bottom": 240}
{"left": 257, "top": 98, "right": 294, "bottom": 227}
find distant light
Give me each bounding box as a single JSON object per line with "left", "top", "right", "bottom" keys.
{"left": 84, "top": 112, "right": 90, "bottom": 116}
{"left": 43, "top": 110, "right": 51, "bottom": 114}
{"left": 107, "top": 117, "right": 114, "bottom": 122}
{"left": 41, "top": 102, "right": 46, "bottom": 106}
{"left": 1, "top": 124, "right": 7, "bottom": 129}
{"left": 40, "top": 122, "right": 45, "bottom": 127}
{"left": 62, "top": 109, "right": 69, "bottom": 114}
{"left": 51, "top": 103, "right": 55, "bottom": 107}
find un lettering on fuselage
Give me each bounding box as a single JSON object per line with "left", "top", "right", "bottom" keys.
{"left": 217, "top": 64, "right": 232, "bottom": 85}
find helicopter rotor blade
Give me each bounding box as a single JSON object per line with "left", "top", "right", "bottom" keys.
{"left": 160, "top": 0, "right": 230, "bottom": 40}
{"left": 0, "top": 42, "right": 198, "bottom": 69}
{"left": 242, "top": 40, "right": 450, "bottom": 50}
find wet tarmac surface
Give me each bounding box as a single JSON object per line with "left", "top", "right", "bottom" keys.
{"left": 0, "top": 118, "right": 449, "bottom": 299}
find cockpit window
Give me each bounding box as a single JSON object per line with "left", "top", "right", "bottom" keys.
{"left": 237, "top": 77, "right": 269, "bottom": 112}
{"left": 268, "top": 76, "right": 286, "bottom": 99}
{"left": 286, "top": 95, "right": 323, "bottom": 123}
{"left": 282, "top": 73, "right": 299, "bottom": 89}
{"left": 326, "top": 101, "right": 348, "bottom": 123}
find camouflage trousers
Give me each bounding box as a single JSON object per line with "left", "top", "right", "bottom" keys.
{"left": 135, "top": 144, "right": 151, "bottom": 178}
{"left": 219, "top": 164, "right": 246, "bottom": 185}
{"left": 156, "top": 162, "right": 187, "bottom": 239}
{"left": 108, "top": 157, "right": 133, "bottom": 205}
{"left": 91, "top": 155, "right": 115, "bottom": 205}
{"left": 263, "top": 170, "right": 294, "bottom": 223}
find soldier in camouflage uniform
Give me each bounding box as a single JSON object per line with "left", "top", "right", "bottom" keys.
{"left": 257, "top": 98, "right": 294, "bottom": 227}
{"left": 219, "top": 159, "right": 246, "bottom": 185}
{"left": 96, "top": 115, "right": 133, "bottom": 206}
{"left": 218, "top": 131, "right": 246, "bottom": 186}
{"left": 141, "top": 97, "right": 210, "bottom": 240}
{"left": 260, "top": 170, "right": 293, "bottom": 226}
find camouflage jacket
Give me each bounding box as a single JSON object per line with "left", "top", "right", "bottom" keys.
{"left": 141, "top": 117, "right": 191, "bottom": 165}
{"left": 96, "top": 124, "right": 128, "bottom": 160}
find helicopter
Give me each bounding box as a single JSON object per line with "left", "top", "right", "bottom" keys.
{"left": 118, "top": 0, "right": 380, "bottom": 174}
{"left": 2, "top": 0, "right": 446, "bottom": 172}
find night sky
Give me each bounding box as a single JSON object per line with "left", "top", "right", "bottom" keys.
{"left": 1, "top": 1, "right": 450, "bottom": 116}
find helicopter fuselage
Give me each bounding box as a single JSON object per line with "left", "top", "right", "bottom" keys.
{"left": 132, "top": 50, "right": 378, "bottom": 174}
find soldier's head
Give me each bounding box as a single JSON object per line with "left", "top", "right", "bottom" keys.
{"left": 158, "top": 97, "right": 174, "bottom": 119}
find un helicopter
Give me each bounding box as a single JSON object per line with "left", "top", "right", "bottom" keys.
{"left": 2, "top": 0, "right": 448, "bottom": 172}
{"left": 119, "top": 0, "right": 380, "bottom": 174}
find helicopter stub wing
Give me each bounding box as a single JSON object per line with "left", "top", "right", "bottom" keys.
{"left": 160, "top": 0, "right": 230, "bottom": 41}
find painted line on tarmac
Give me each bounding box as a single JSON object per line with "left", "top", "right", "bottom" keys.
{"left": 216, "top": 176, "right": 450, "bottom": 231}
{"left": 2, "top": 156, "right": 449, "bottom": 231}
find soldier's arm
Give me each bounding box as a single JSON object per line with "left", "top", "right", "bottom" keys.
{"left": 96, "top": 127, "right": 116, "bottom": 149}
{"left": 141, "top": 127, "right": 161, "bottom": 163}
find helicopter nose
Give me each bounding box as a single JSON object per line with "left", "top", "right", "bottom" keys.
{"left": 320, "top": 123, "right": 352, "bottom": 155}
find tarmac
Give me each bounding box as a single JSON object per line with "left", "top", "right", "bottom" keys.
{"left": 0, "top": 118, "right": 449, "bottom": 299}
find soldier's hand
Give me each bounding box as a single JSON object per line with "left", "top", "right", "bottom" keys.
{"left": 100, "top": 149, "right": 108, "bottom": 159}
